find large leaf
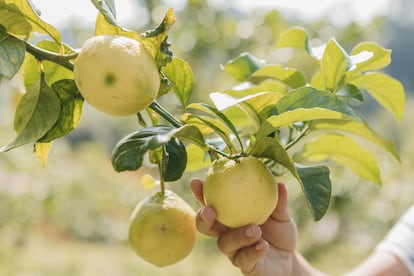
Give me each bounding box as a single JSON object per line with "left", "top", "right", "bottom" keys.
{"left": 111, "top": 125, "right": 195, "bottom": 173}
{"left": 162, "top": 57, "right": 194, "bottom": 108}
{"left": 0, "top": 0, "right": 61, "bottom": 43}
{"left": 222, "top": 52, "right": 265, "bottom": 82}
{"left": 294, "top": 133, "right": 382, "bottom": 183}
{"left": 250, "top": 65, "right": 306, "bottom": 89}
{"left": 0, "top": 25, "right": 25, "bottom": 79}
{"left": 271, "top": 87, "right": 360, "bottom": 119}
{"left": 249, "top": 137, "right": 330, "bottom": 220}
{"left": 1, "top": 76, "right": 60, "bottom": 151}
{"left": 162, "top": 138, "right": 187, "bottom": 181}
{"left": 321, "top": 38, "right": 350, "bottom": 91}
{"left": 276, "top": 27, "right": 312, "bottom": 54}
{"left": 185, "top": 143, "right": 211, "bottom": 172}
{"left": 39, "top": 79, "right": 83, "bottom": 142}
{"left": 256, "top": 108, "right": 353, "bottom": 140}
{"left": 297, "top": 166, "right": 331, "bottom": 221}
{"left": 311, "top": 119, "right": 400, "bottom": 161}
{"left": 347, "top": 42, "right": 391, "bottom": 78}
{"left": 95, "top": 12, "right": 141, "bottom": 41}
{"left": 249, "top": 137, "right": 301, "bottom": 182}
{"left": 172, "top": 124, "right": 207, "bottom": 151}
{"left": 350, "top": 72, "right": 405, "bottom": 122}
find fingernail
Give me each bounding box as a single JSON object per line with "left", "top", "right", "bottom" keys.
{"left": 200, "top": 207, "right": 212, "bottom": 221}
{"left": 246, "top": 226, "right": 256, "bottom": 238}
{"left": 255, "top": 241, "right": 265, "bottom": 251}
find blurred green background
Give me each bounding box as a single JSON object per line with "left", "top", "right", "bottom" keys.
{"left": 1, "top": 0, "right": 414, "bottom": 275}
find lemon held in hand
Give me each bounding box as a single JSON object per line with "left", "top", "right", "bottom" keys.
{"left": 203, "top": 156, "right": 278, "bottom": 228}
{"left": 129, "top": 190, "right": 197, "bottom": 267}
{"left": 74, "top": 35, "right": 159, "bottom": 116}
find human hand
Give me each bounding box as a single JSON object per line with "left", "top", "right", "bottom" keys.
{"left": 190, "top": 179, "right": 299, "bottom": 276}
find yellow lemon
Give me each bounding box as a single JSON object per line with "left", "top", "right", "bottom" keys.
{"left": 73, "top": 35, "right": 159, "bottom": 116}
{"left": 203, "top": 156, "right": 278, "bottom": 228}
{"left": 129, "top": 190, "right": 196, "bottom": 267}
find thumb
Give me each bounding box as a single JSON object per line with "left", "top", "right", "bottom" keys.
{"left": 270, "top": 182, "right": 291, "bottom": 222}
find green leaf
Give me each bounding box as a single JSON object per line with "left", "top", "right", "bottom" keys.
{"left": 250, "top": 65, "right": 306, "bottom": 89}
{"left": 350, "top": 72, "right": 405, "bottom": 122}
{"left": 185, "top": 143, "right": 211, "bottom": 172}
{"left": 297, "top": 166, "right": 331, "bottom": 221}
{"left": 321, "top": 38, "right": 350, "bottom": 91}
{"left": 0, "top": 25, "right": 25, "bottom": 79}
{"left": 336, "top": 83, "right": 364, "bottom": 102}
{"left": 182, "top": 112, "right": 236, "bottom": 153}
{"left": 91, "top": 0, "right": 117, "bottom": 26}
{"left": 276, "top": 27, "right": 312, "bottom": 54}
{"left": 95, "top": 12, "right": 140, "bottom": 41}
{"left": 95, "top": 8, "right": 175, "bottom": 68}
{"left": 249, "top": 136, "right": 301, "bottom": 182}
{"left": 250, "top": 137, "right": 331, "bottom": 220}
{"left": 39, "top": 79, "right": 83, "bottom": 142}
{"left": 111, "top": 125, "right": 191, "bottom": 172}
{"left": 256, "top": 108, "right": 352, "bottom": 140}
{"left": 311, "top": 119, "right": 400, "bottom": 161}
{"left": 187, "top": 103, "right": 242, "bottom": 152}
{"left": 141, "top": 8, "right": 176, "bottom": 68}
{"left": 171, "top": 124, "right": 207, "bottom": 151}
{"left": 162, "top": 138, "right": 187, "bottom": 181}
{"left": 23, "top": 40, "right": 74, "bottom": 91}
{"left": 271, "top": 87, "right": 360, "bottom": 119}
{"left": 162, "top": 57, "right": 194, "bottom": 108}
{"left": 0, "top": 0, "right": 61, "bottom": 43}
{"left": 1, "top": 75, "right": 60, "bottom": 151}
{"left": 348, "top": 42, "right": 391, "bottom": 78}
{"left": 222, "top": 52, "right": 265, "bottom": 82}
{"left": 294, "top": 133, "right": 382, "bottom": 183}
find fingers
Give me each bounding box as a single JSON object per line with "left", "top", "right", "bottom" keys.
{"left": 233, "top": 240, "right": 269, "bottom": 275}
{"left": 196, "top": 206, "right": 228, "bottom": 237}
{"left": 217, "top": 225, "right": 268, "bottom": 275}
{"left": 217, "top": 225, "right": 262, "bottom": 259}
{"left": 190, "top": 178, "right": 204, "bottom": 205}
{"left": 270, "top": 182, "right": 291, "bottom": 222}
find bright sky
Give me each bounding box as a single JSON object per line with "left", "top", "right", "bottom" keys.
{"left": 32, "top": 0, "right": 392, "bottom": 26}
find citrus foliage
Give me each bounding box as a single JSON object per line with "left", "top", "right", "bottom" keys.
{"left": 0, "top": 0, "right": 406, "bottom": 223}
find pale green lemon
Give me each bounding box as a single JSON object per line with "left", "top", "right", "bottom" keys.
{"left": 203, "top": 156, "right": 278, "bottom": 228}
{"left": 74, "top": 35, "right": 159, "bottom": 116}
{"left": 129, "top": 190, "right": 196, "bottom": 267}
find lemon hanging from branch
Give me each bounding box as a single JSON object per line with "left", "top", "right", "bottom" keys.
{"left": 73, "top": 35, "right": 160, "bottom": 116}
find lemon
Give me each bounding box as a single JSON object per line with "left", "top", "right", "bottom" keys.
{"left": 73, "top": 35, "right": 159, "bottom": 116}
{"left": 129, "top": 189, "right": 196, "bottom": 267}
{"left": 203, "top": 156, "right": 278, "bottom": 228}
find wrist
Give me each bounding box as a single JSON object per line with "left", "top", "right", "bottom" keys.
{"left": 293, "top": 252, "right": 330, "bottom": 276}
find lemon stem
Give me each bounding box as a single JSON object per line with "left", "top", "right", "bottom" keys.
{"left": 157, "top": 161, "right": 166, "bottom": 195}
{"left": 149, "top": 101, "right": 182, "bottom": 128}
{"left": 285, "top": 125, "right": 310, "bottom": 150}
{"left": 22, "top": 38, "right": 78, "bottom": 71}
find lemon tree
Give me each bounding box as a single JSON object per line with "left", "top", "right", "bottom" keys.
{"left": 0, "top": 0, "right": 406, "bottom": 267}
